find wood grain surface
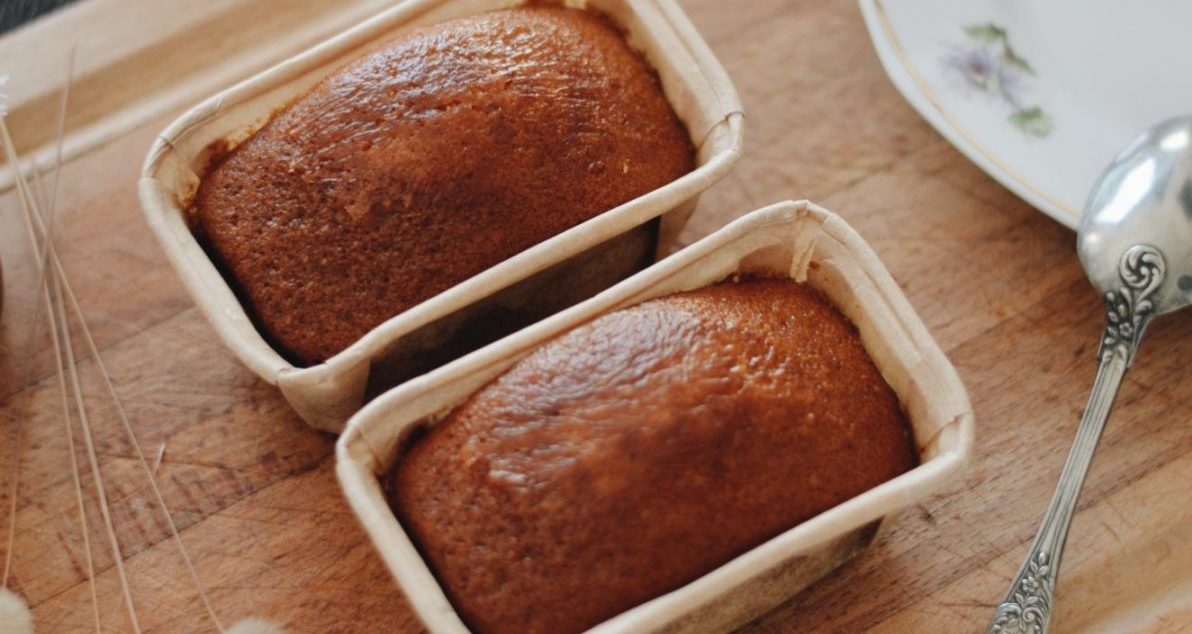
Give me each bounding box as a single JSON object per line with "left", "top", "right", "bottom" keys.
{"left": 1, "top": 0, "right": 1190, "bottom": 632}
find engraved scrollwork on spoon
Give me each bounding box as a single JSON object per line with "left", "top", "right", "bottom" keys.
{"left": 1100, "top": 244, "right": 1166, "bottom": 364}
{"left": 990, "top": 551, "right": 1052, "bottom": 634}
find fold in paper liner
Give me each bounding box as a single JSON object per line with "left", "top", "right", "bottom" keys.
{"left": 138, "top": 0, "right": 744, "bottom": 432}
{"left": 336, "top": 201, "right": 976, "bottom": 634}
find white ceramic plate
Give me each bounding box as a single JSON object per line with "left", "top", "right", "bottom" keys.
{"left": 860, "top": 0, "right": 1192, "bottom": 229}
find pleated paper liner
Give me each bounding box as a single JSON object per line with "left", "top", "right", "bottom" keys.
{"left": 139, "top": 0, "right": 744, "bottom": 431}
{"left": 337, "top": 201, "right": 975, "bottom": 634}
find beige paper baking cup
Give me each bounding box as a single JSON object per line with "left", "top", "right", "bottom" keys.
{"left": 138, "top": 0, "right": 744, "bottom": 432}
{"left": 337, "top": 200, "right": 975, "bottom": 634}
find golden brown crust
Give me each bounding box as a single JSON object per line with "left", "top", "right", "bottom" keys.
{"left": 193, "top": 6, "right": 694, "bottom": 365}
{"left": 391, "top": 278, "right": 917, "bottom": 634}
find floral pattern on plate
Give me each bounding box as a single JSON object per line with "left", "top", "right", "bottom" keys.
{"left": 942, "top": 23, "right": 1053, "bottom": 138}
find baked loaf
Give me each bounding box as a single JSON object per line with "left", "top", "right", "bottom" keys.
{"left": 391, "top": 278, "right": 917, "bottom": 634}
{"left": 192, "top": 6, "right": 694, "bottom": 365}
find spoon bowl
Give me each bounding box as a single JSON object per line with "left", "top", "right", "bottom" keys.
{"left": 1079, "top": 116, "right": 1192, "bottom": 318}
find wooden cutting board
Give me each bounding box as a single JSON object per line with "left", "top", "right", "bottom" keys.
{"left": 1, "top": 0, "right": 1189, "bottom": 632}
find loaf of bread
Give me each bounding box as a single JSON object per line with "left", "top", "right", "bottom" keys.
{"left": 192, "top": 6, "right": 694, "bottom": 365}
{"left": 390, "top": 277, "right": 917, "bottom": 634}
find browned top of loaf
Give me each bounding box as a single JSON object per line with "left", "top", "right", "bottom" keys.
{"left": 391, "top": 278, "right": 917, "bottom": 634}
{"left": 192, "top": 6, "right": 694, "bottom": 365}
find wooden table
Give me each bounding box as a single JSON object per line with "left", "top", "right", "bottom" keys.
{"left": 1, "top": 1, "right": 1189, "bottom": 632}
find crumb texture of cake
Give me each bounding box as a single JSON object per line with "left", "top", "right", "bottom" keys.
{"left": 391, "top": 278, "right": 917, "bottom": 634}
{"left": 192, "top": 6, "right": 695, "bottom": 365}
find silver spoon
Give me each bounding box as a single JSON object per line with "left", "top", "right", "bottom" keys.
{"left": 988, "top": 116, "right": 1192, "bottom": 634}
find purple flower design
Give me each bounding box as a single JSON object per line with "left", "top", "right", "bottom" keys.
{"left": 940, "top": 23, "right": 1052, "bottom": 138}
{"left": 944, "top": 46, "right": 999, "bottom": 91}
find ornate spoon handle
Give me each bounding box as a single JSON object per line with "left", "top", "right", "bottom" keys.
{"left": 989, "top": 245, "right": 1165, "bottom": 634}
{"left": 988, "top": 350, "right": 1126, "bottom": 633}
